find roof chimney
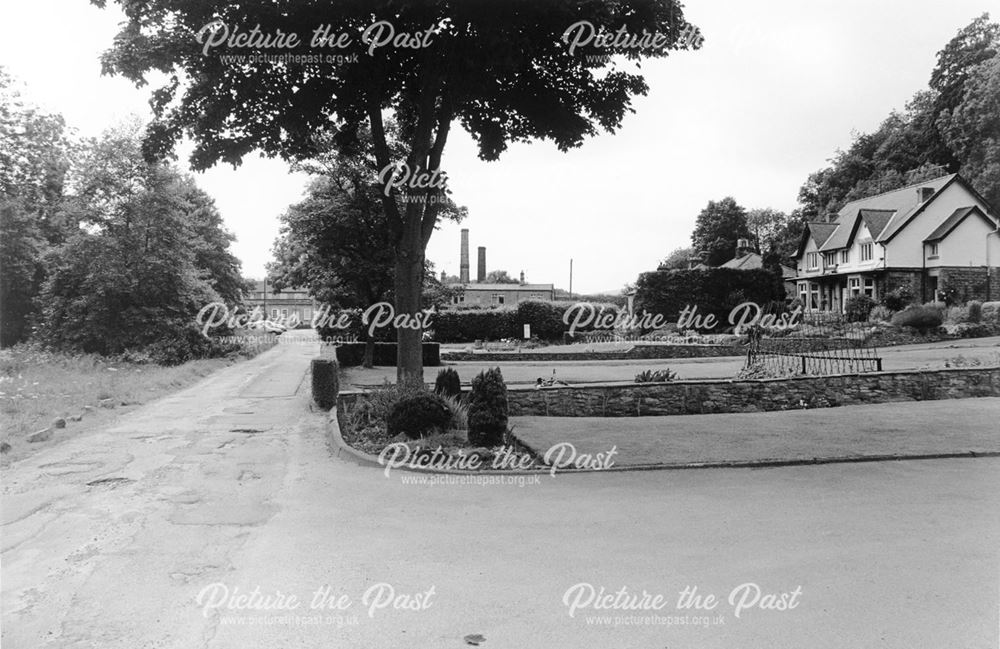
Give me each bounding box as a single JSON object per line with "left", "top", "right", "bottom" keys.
{"left": 459, "top": 229, "right": 470, "bottom": 283}
{"left": 736, "top": 237, "right": 754, "bottom": 257}
{"left": 918, "top": 187, "right": 935, "bottom": 203}
{"left": 519, "top": 270, "right": 525, "bottom": 284}
{"left": 477, "top": 246, "right": 486, "bottom": 283}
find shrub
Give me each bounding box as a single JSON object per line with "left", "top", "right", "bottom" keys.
{"left": 467, "top": 368, "right": 508, "bottom": 447}
{"left": 944, "top": 322, "right": 991, "bottom": 338}
{"left": 311, "top": 358, "right": 339, "bottom": 410}
{"left": 944, "top": 305, "right": 967, "bottom": 325}
{"left": 890, "top": 305, "right": 943, "bottom": 330}
{"left": 982, "top": 302, "right": 1000, "bottom": 326}
{"left": 386, "top": 392, "right": 453, "bottom": 440}
{"left": 844, "top": 295, "right": 875, "bottom": 322}
{"left": 881, "top": 286, "right": 914, "bottom": 312}
{"left": 868, "top": 305, "right": 893, "bottom": 323}
{"left": 439, "top": 394, "right": 469, "bottom": 431}
{"left": 967, "top": 301, "right": 983, "bottom": 323}
{"left": 634, "top": 368, "right": 677, "bottom": 382}
{"left": 434, "top": 368, "right": 462, "bottom": 398}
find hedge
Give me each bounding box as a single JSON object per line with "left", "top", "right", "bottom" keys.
{"left": 633, "top": 268, "right": 786, "bottom": 330}
{"left": 335, "top": 342, "right": 440, "bottom": 367}
{"left": 430, "top": 300, "right": 620, "bottom": 343}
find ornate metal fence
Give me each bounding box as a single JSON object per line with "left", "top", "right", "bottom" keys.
{"left": 744, "top": 312, "right": 883, "bottom": 376}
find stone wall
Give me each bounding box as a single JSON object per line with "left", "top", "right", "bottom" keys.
{"left": 441, "top": 344, "right": 744, "bottom": 362}
{"left": 939, "top": 266, "right": 1000, "bottom": 303}
{"left": 879, "top": 270, "right": 923, "bottom": 302}
{"left": 505, "top": 367, "right": 1000, "bottom": 416}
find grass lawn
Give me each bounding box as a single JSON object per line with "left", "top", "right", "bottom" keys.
{"left": 512, "top": 397, "right": 1000, "bottom": 467}
{"left": 0, "top": 344, "right": 272, "bottom": 464}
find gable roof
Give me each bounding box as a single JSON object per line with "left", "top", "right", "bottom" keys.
{"left": 859, "top": 209, "right": 895, "bottom": 240}
{"left": 797, "top": 222, "right": 838, "bottom": 257}
{"left": 923, "top": 206, "right": 997, "bottom": 242}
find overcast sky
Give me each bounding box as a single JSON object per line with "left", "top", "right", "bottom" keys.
{"left": 1, "top": 1, "right": 990, "bottom": 294}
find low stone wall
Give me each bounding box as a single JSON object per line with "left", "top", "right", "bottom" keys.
{"left": 441, "top": 344, "right": 744, "bottom": 362}
{"left": 506, "top": 367, "right": 1000, "bottom": 416}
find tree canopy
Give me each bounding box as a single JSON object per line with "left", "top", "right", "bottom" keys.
{"left": 690, "top": 197, "right": 751, "bottom": 267}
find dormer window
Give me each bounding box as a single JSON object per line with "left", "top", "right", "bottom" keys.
{"left": 860, "top": 243, "right": 874, "bottom": 262}
{"left": 840, "top": 250, "right": 850, "bottom": 264}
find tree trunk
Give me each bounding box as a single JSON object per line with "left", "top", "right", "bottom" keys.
{"left": 394, "top": 218, "right": 426, "bottom": 387}
{"left": 362, "top": 339, "right": 374, "bottom": 369}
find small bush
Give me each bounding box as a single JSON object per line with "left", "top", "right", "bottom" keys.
{"left": 891, "top": 305, "right": 943, "bottom": 330}
{"left": 434, "top": 368, "right": 462, "bottom": 398}
{"left": 868, "top": 305, "right": 893, "bottom": 323}
{"left": 967, "top": 301, "right": 983, "bottom": 323}
{"left": 944, "top": 305, "right": 968, "bottom": 325}
{"left": 881, "top": 286, "right": 914, "bottom": 312}
{"left": 982, "top": 302, "right": 1000, "bottom": 326}
{"left": 634, "top": 368, "right": 677, "bottom": 382}
{"left": 386, "top": 392, "right": 452, "bottom": 440}
{"left": 845, "top": 295, "right": 876, "bottom": 323}
{"left": 439, "top": 394, "right": 469, "bottom": 431}
{"left": 467, "top": 368, "right": 508, "bottom": 447}
{"left": 311, "top": 358, "right": 339, "bottom": 411}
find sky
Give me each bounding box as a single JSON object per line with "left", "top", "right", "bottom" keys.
{"left": 0, "top": 0, "right": 991, "bottom": 294}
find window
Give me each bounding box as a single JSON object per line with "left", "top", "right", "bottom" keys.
{"left": 840, "top": 250, "right": 850, "bottom": 264}
{"left": 281, "top": 309, "right": 288, "bottom": 317}
{"left": 863, "top": 278, "right": 875, "bottom": 298}
{"left": 849, "top": 277, "right": 861, "bottom": 296}
{"left": 823, "top": 252, "right": 836, "bottom": 267}
{"left": 860, "top": 243, "right": 873, "bottom": 262}
{"left": 928, "top": 243, "right": 939, "bottom": 257}
{"left": 809, "top": 283, "right": 820, "bottom": 310}
{"left": 271, "top": 308, "right": 279, "bottom": 318}
{"left": 530, "top": 293, "right": 542, "bottom": 299}
{"left": 492, "top": 294, "right": 505, "bottom": 305}
{"left": 807, "top": 252, "right": 819, "bottom": 270}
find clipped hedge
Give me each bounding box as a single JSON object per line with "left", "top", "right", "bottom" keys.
{"left": 430, "top": 300, "right": 619, "bottom": 343}
{"left": 633, "top": 268, "right": 786, "bottom": 330}
{"left": 335, "top": 342, "right": 440, "bottom": 367}
{"left": 311, "top": 358, "right": 339, "bottom": 410}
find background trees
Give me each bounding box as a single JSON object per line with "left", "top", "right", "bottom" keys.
{"left": 93, "top": 0, "right": 701, "bottom": 384}
{"left": 797, "top": 14, "right": 999, "bottom": 219}
{"left": 0, "top": 72, "right": 247, "bottom": 362}
{"left": 690, "top": 197, "right": 751, "bottom": 266}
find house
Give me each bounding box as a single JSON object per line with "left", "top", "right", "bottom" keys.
{"left": 721, "top": 239, "right": 797, "bottom": 295}
{"left": 244, "top": 280, "right": 318, "bottom": 326}
{"left": 794, "top": 174, "right": 1000, "bottom": 311}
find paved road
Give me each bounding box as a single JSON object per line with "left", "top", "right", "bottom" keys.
{"left": 3, "top": 336, "right": 998, "bottom": 648}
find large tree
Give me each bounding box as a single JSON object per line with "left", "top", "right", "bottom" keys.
{"left": 690, "top": 197, "right": 750, "bottom": 266}
{"left": 0, "top": 69, "right": 75, "bottom": 345}
{"left": 92, "top": 0, "right": 701, "bottom": 385}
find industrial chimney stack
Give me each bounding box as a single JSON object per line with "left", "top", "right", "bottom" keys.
{"left": 460, "top": 229, "right": 470, "bottom": 284}
{"left": 477, "top": 246, "right": 486, "bottom": 283}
